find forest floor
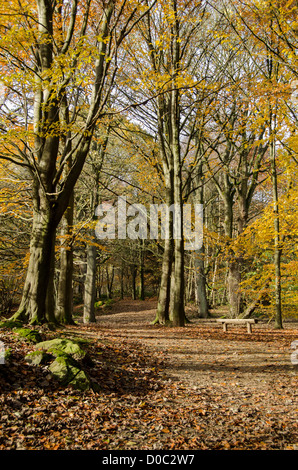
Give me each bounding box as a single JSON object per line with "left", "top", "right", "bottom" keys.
{"left": 0, "top": 298, "right": 297, "bottom": 451}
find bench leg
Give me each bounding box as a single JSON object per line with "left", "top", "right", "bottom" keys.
{"left": 223, "top": 323, "right": 227, "bottom": 332}
{"left": 247, "top": 322, "right": 252, "bottom": 333}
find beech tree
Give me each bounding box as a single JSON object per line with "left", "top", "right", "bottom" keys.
{"left": 0, "top": 0, "right": 156, "bottom": 324}
{"left": 119, "top": 0, "right": 225, "bottom": 325}
{"left": 211, "top": 0, "right": 298, "bottom": 326}
{"left": 203, "top": 81, "right": 269, "bottom": 316}
{"left": 82, "top": 123, "right": 111, "bottom": 324}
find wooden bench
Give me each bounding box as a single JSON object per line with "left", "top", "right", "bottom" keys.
{"left": 216, "top": 318, "right": 258, "bottom": 333}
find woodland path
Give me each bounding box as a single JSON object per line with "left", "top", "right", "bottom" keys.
{"left": 74, "top": 298, "right": 298, "bottom": 391}
{"left": 68, "top": 298, "right": 298, "bottom": 450}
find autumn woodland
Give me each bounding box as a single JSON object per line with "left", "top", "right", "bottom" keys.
{"left": 0, "top": 0, "right": 297, "bottom": 453}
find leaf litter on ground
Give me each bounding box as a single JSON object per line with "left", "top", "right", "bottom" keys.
{"left": 0, "top": 301, "right": 297, "bottom": 450}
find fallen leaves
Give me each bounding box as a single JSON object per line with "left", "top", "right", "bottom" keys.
{"left": 0, "top": 307, "right": 297, "bottom": 450}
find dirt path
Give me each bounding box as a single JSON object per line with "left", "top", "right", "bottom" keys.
{"left": 70, "top": 299, "right": 298, "bottom": 449}
{"left": 86, "top": 299, "right": 297, "bottom": 389}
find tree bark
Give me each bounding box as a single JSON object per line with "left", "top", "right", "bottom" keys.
{"left": 83, "top": 243, "right": 97, "bottom": 323}
{"left": 138, "top": 240, "right": 145, "bottom": 301}
{"left": 154, "top": 237, "right": 174, "bottom": 324}
{"left": 194, "top": 249, "right": 209, "bottom": 317}
{"left": 192, "top": 166, "right": 209, "bottom": 317}
{"left": 11, "top": 195, "right": 56, "bottom": 324}
{"left": 120, "top": 262, "right": 124, "bottom": 299}
{"left": 45, "top": 235, "right": 57, "bottom": 324}
{"left": 106, "top": 265, "right": 114, "bottom": 299}
{"left": 154, "top": 178, "right": 174, "bottom": 324}
{"left": 170, "top": 0, "right": 185, "bottom": 327}
{"left": 131, "top": 264, "right": 137, "bottom": 301}
{"left": 56, "top": 192, "right": 74, "bottom": 324}
{"left": 56, "top": 91, "right": 74, "bottom": 324}
{"left": 227, "top": 260, "right": 242, "bottom": 318}
{"left": 269, "top": 112, "right": 283, "bottom": 329}
{"left": 170, "top": 147, "right": 185, "bottom": 326}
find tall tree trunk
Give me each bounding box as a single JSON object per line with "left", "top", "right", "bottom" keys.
{"left": 169, "top": 270, "right": 175, "bottom": 321}
{"left": 193, "top": 166, "right": 209, "bottom": 317}
{"left": 227, "top": 261, "right": 242, "bottom": 318}
{"left": 45, "top": 234, "right": 57, "bottom": 324}
{"left": 106, "top": 265, "right": 114, "bottom": 299}
{"left": 131, "top": 264, "right": 137, "bottom": 300}
{"left": 194, "top": 248, "right": 209, "bottom": 317}
{"left": 139, "top": 240, "right": 145, "bottom": 300}
{"left": 11, "top": 195, "right": 56, "bottom": 324}
{"left": 222, "top": 190, "right": 241, "bottom": 318}
{"left": 154, "top": 238, "right": 174, "bottom": 324}
{"left": 55, "top": 80, "right": 74, "bottom": 324}
{"left": 171, "top": 152, "right": 185, "bottom": 326}
{"left": 154, "top": 180, "right": 174, "bottom": 324}
{"left": 172, "top": 236, "right": 185, "bottom": 326}
{"left": 120, "top": 262, "right": 124, "bottom": 299}
{"left": 170, "top": 1, "right": 185, "bottom": 327}
{"left": 56, "top": 191, "right": 74, "bottom": 324}
{"left": 269, "top": 111, "right": 283, "bottom": 329}
{"left": 83, "top": 243, "right": 97, "bottom": 323}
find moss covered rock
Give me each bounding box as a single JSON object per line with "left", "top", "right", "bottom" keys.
{"left": 35, "top": 338, "right": 86, "bottom": 361}
{"left": 25, "top": 350, "right": 52, "bottom": 366}
{"left": 13, "top": 328, "right": 42, "bottom": 344}
{"left": 48, "top": 354, "right": 90, "bottom": 391}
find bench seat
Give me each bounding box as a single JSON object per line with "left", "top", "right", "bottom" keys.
{"left": 216, "top": 318, "right": 258, "bottom": 333}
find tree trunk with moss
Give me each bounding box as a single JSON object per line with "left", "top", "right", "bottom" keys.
{"left": 12, "top": 184, "right": 57, "bottom": 324}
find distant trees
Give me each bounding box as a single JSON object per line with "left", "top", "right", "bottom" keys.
{"left": 0, "top": 162, "right": 31, "bottom": 315}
